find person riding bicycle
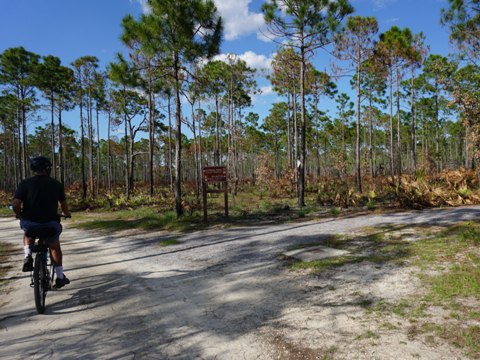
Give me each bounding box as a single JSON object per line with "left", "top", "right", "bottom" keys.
{"left": 12, "top": 156, "right": 72, "bottom": 288}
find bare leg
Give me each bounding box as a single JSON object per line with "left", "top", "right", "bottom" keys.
{"left": 50, "top": 239, "right": 68, "bottom": 284}
{"left": 21, "top": 235, "right": 34, "bottom": 271}
{"left": 23, "top": 235, "right": 32, "bottom": 248}
{"left": 49, "top": 240, "right": 63, "bottom": 266}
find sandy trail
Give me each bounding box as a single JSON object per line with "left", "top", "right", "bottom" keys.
{"left": 1, "top": 206, "right": 479, "bottom": 359}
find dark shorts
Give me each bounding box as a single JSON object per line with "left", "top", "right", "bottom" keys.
{"left": 20, "top": 219, "right": 63, "bottom": 244}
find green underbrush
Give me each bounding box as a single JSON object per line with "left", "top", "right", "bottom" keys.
{"left": 1, "top": 169, "right": 479, "bottom": 230}
{"left": 72, "top": 208, "right": 200, "bottom": 232}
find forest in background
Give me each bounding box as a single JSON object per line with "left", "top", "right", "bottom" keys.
{"left": 0, "top": 0, "right": 479, "bottom": 218}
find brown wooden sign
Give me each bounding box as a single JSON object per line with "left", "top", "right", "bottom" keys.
{"left": 202, "top": 166, "right": 228, "bottom": 222}
{"left": 203, "top": 166, "right": 227, "bottom": 182}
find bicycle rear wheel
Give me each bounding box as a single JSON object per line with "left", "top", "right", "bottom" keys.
{"left": 33, "top": 253, "right": 47, "bottom": 314}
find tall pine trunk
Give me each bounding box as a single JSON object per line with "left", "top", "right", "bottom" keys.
{"left": 80, "top": 98, "right": 87, "bottom": 200}
{"left": 355, "top": 44, "right": 362, "bottom": 192}
{"left": 50, "top": 95, "right": 57, "bottom": 179}
{"left": 88, "top": 87, "right": 95, "bottom": 198}
{"left": 174, "top": 54, "right": 183, "bottom": 217}
{"left": 298, "top": 43, "right": 306, "bottom": 207}
{"left": 58, "top": 101, "right": 65, "bottom": 185}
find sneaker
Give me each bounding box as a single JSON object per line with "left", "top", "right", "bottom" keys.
{"left": 22, "top": 255, "right": 33, "bottom": 272}
{"left": 55, "top": 275, "right": 70, "bottom": 289}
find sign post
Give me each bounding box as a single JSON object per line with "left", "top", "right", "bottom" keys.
{"left": 202, "top": 166, "right": 228, "bottom": 223}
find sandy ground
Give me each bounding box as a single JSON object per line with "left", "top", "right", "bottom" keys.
{"left": 1, "top": 206, "right": 479, "bottom": 360}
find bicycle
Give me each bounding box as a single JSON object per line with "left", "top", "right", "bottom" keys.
{"left": 25, "top": 215, "right": 70, "bottom": 314}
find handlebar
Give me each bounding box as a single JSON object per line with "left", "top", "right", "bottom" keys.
{"left": 13, "top": 213, "right": 71, "bottom": 220}
{"left": 8, "top": 205, "right": 71, "bottom": 220}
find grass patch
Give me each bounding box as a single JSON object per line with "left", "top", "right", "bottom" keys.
{"left": 381, "top": 322, "right": 399, "bottom": 330}
{"left": 159, "top": 239, "right": 180, "bottom": 247}
{"left": 72, "top": 208, "right": 199, "bottom": 232}
{"left": 287, "top": 221, "right": 479, "bottom": 356}
{"left": 0, "top": 207, "right": 13, "bottom": 216}
{"left": 290, "top": 255, "right": 361, "bottom": 272}
{"left": 370, "top": 299, "right": 427, "bottom": 318}
{"left": 0, "top": 242, "right": 15, "bottom": 286}
{"left": 428, "top": 259, "right": 480, "bottom": 300}
{"left": 363, "top": 221, "right": 480, "bottom": 357}
{"left": 355, "top": 330, "right": 380, "bottom": 340}
{"left": 321, "top": 346, "right": 338, "bottom": 360}
{"left": 416, "top": 323, "right": 480, "bottom": 358}
{"left": 287, "top": 229, "right": 412, "bottom": 272}
{"left": 411, "top": 222, "right": 480, "bottom": 303}
{"left": 330, "top": 207, "right": 341, "bottom": 217}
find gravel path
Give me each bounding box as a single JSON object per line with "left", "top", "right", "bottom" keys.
{"left": 1, "top": 206, "right": 479, "bottom": 359}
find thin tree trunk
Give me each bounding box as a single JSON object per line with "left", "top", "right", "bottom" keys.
{"left": 88, "top": 87, "right": 95, "bottom": 197}
{"left": 298, "top": 43, "right": 306, "bottom": 207}
{"left": 96, "top": 107, "right": 100, "bottom": 194}
{"left": 129, "top": 123, "right": 135, "bottom": 195}
{"left": 292, "top": 85, "right": 299, "bottom": 196}
{"left": 395, "top": 64, "right": 402, "bottom": 178}
{"left": 174, "top": 54, "right": 183, "bottom": 217}
{"left": 148, "top": 77, "right": 155, "bottom": 196}
{"left": 80, "top": 99, "right": 87, "bottom": 200}
{"left": 167, "top": 93, "right": 173, "bottom": 191}
{"left": 287, "top": 92, "right": 292, "bottom": 169}
{"left": 465, "top": 121, "right": 469, "bottom": 168}
{"left": 434, "top": 85, "right": 440, "bottom": 172}
{"left": 16, "top": 104, "right": 22, "bottom": 181}
{"left": 50, "top": 95, "right": 57, "bottom": 179}
{"left": 107, "top": 108, "right": 112, "bottom": 192}
{"left": 21, "top": 100, "right": 28, "bottom": 179}
{"left": 124, "top": 114, "right": 129, "bottom": 199}
{"left": 410, "top": 69, "right": 417, "bottom": 175}
{"left": 58, "top": 101, "right": 65, "bottom": 185}
{"left": 368, "top": 98, "right": 374, "bottom": 177}
{"left": 355, "top": 47, "right": 362, "bottom": 192}
{"left": 2, "top": 124, "right": 6, "bottom": 190}
{"left": 197, "top": 98, "right": 203, "bottom": 189}
{"left": 389, "top": 67, "right": 395, "bottom": 182}
{"left": 214, "top": 95, "right": 220, "bottom": 166}
{"left": 191, "top": 102, "right": 199, "bottom": 198}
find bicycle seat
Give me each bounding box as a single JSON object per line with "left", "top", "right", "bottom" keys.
{"left": 25, "top": 225, "right": 57, "bottom": 239}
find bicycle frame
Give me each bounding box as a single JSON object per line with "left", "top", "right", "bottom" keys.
{"left": 26, "top": 227, "right": 57, "bottom": 313}
{"left": 22, "top": 216, "right": 69, "bottom": 314}
{"left": 30, "top": 241, "right": 56, "bottom": 314}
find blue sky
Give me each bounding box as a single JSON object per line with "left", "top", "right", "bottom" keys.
{"left": 0, "top": 0, "right": 453, "bottom": 138}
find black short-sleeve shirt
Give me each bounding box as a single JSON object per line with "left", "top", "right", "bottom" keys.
{"left": 13, "top": 175, "right": 66, "bottom": 222}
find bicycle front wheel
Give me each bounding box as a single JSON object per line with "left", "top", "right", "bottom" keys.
{"left": 33, "top": 254, "right": 47, "bottom": 314}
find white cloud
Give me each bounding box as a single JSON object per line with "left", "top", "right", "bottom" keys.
{"left": 131, "top": 0, "right": 150, "bottom": 13}
{"left": 384, "top": 17, "right": 400, "bottom": 24}
{"left": 132, "top": 0, "right": 267, "bottom": 41}
{"left": 214, "top": 0, "right": 266, "bottom": 41}
{"left": 372, "top": 0, "right": 397, "bottom": 8}
{"left": 259, "top": 86, "right": 274, "bottom": 96}
{"left": 214, "top": 51, "right": 274, "bottom": 72}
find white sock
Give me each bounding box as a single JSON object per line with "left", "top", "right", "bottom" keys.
{"left": 24, "top": 245, "right": 31, "bottom": 258}
{"left": 56, "top": 266, "right": 64, "bottom": 279}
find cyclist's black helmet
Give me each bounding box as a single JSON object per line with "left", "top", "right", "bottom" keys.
{"left": 30, "top": 156, "right": 52, "bottom": 172}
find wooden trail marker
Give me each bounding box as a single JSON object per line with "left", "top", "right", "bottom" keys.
{"left": 202, "top": 166, "right": 228, "bottom": 222}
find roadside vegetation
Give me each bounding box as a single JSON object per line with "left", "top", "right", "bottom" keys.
{"left": 0, "top": 242, "right": 14, "bottom": 288}
{"left": 286, "top": 221, "right": 480, "bottom": 357}
{"left": 20, "top": 168, "right": 479, "bottom": 233}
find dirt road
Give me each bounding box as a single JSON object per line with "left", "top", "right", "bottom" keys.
{"left": 1, "top": 206, "right": 479, "bottom": 359}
